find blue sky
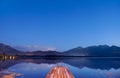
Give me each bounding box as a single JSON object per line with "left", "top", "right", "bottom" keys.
{"left": 0, "top": 0, "right": 120, "bottom": 51}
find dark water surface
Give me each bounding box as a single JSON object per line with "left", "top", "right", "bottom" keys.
{"left": 0, "top": 57, "right": 120, "bottom": 78}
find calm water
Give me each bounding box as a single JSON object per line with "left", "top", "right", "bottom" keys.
{"left": 0, "top": 58, "right": 120, "bottom": 78}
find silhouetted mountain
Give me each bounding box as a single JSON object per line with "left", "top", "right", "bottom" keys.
{"left": 26, "top": 50, "right": 62, "bottom": 56}
{"left": 0, "top": 43, "right": 120, "bottom": 57}
{"left": 0, "top": 43, "right": 24, "bottom": 55}
{"left": 0, "top": 43, "right": 61, "bottom": 56}
{"left": 64, "top": 45, "right": 120, "bottom": 56}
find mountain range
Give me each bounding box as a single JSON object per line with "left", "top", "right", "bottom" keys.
{"left": 0, "top": 43, "right": 120, "bottom": 57}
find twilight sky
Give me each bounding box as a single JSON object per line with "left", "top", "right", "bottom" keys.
{"left": 0, "top": 0, "right": 120, "bottom": 51}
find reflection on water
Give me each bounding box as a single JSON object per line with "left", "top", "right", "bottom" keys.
{"left": 0, "top": 70, "right": 23, "bottom": 78}
{"left": 46, "top": 66, "right": 74, "bottom": 78}
{"left": 0, "top": 57, "right": 120, "bottom": 78}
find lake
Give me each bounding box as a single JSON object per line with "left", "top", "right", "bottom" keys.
{"left": 0, "top": 57, "right": 120, "bottom": 78}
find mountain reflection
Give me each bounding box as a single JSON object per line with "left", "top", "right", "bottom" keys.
{"left": 0, "top": 58, "right": 120, "bottom": 78}
{"left": 0, "top": 58, "right": 120, "bottom": 70}
{"left": 46, "top": 66, "right": 74, "bottom": 78}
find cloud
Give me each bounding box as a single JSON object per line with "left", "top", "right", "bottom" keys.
{"left": 14, "top": 45, "right": 56, "bottom": 52}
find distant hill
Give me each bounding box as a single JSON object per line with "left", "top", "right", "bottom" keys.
{"left": 0, "top": 43, "right": 120, "bottom": 57}
{"left": 0, "top": 43, "right": 24, "bottom": 55}
{"left": 64, "top": 45, "right": 120, "bottom": 57}
{"left": 26, "top": 50, "right": 62, "bottom": 56}
{"left": 0, "top": 43, "right": 61, "bottom": 56}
